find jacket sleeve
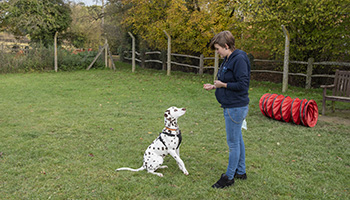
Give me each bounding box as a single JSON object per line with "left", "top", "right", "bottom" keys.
{"left": 226, "top": 56, "right": 250, "bottom": 91}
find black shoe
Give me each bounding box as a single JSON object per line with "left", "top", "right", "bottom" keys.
{"left": 212, "top": 174, "right": 234, "bottom": 189}
{"left": 234, "top": 173, "right": 247, "bottom": 180}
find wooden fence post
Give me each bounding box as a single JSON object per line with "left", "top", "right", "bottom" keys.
{"left": 107, "top": 43, "right": 116, "bottom": 71}
{"left": 199, "top": 54, "right": 204, "bottom": 75}
{"left": 214, "top": 51, "right": 219, "bottom": 81}
{"left": 128, "top": 32, "right": 136, "bottom": 73}
{"left": 54, "top": 31, "right": 58, "bottom": 72}
{"left": 281, "top": 25, "right": 290, "bottom": 93}
{"left": 161, "top": 50, "right": 166, "bottom": 71}
{"left": 141, "top": 50, "right": 145, "bottom": 68}
{"left": 104, "top": 39, "right": 108, "bottom": 68}
{"left": 163, "top": 30, "right": 171, "bottom": 76}
{"left": 305, "top": 57, "right": 314, "bottom": 89}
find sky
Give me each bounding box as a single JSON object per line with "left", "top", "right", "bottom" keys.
{"left": 73, "top": 0, "right": 102, "bottom": 6}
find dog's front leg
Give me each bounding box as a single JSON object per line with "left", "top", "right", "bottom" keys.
{"left": 176, "top": 148, "right": 180, "bottom": 157}
{"left": 169, "top": 151, "right": 189, "bottom": 175}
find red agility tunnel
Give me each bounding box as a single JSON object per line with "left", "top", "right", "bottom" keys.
{"left": 259, "top": 93, "right": 319, "bottom": 127}
{"left": 265, "top": 94, "right": 278, "bottom": 118}
{"left": 281, "top": 96, "right": 292, "bottom": 122}
{"left": 272, "top": 94, "right": 284, "bottom": 121}
{"left": 259, "top": 93, "right": 270, "bottom": 117}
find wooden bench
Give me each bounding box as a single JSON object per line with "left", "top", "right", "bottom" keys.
{"left": 321, "top": 70, "right": 350, "bottom": 115}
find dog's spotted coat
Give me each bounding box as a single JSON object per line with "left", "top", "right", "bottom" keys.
{"left": 116, "top": 106, "right": 188, "bottom": 177}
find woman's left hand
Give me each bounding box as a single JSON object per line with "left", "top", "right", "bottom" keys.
{"left": 214, "top": 80, "right": 227, "bottom": 88}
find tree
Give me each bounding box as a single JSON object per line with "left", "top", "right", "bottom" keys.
{"left": 105, "top": 0, "right": 128, "bottom": 53}
{"left": 107, "top": 0, "right": 349, "bottom": 64}
{"left": 0, "top": 0, "right": 72, "bottom": 47}
{"left": 238, "top": 0, "right": 350, "bottom": 62}
{"left": 64, "top": 2, "right": 103, "bottom": 49}
{"left": 110, "top": 0, "right": 241, "bottom": 56}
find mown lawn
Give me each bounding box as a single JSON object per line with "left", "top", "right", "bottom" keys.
{"left": 0, "top": 62, "right": 349, "bottom": 199}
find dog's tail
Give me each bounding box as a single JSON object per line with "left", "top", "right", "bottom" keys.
{"left": 116, "top": 166, "right": 144, "bottom": 172}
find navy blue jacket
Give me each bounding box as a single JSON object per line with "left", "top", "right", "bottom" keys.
{"left": 215, "top": 49, "right": 250, "bottom": 108}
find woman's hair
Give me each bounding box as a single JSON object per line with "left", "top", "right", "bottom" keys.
{"left": 209, "top": 31, "right": 235, "bottom": 51}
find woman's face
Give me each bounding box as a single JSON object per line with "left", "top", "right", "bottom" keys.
{"left": 214, "top": 44, "right": 231, "bottom": 58}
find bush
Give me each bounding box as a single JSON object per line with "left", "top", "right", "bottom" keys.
{"left": 0, "top": 45, "right": 105, "bottom": 73}
{"left": 58, "top": 48, "right": 105, "bottom": 71}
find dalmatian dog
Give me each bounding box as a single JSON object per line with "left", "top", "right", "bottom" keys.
{"left": 116, "top": 106, "right": 189, "bottom": 177}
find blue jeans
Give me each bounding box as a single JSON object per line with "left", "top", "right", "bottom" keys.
{"left": 223, "top": 105, "right": 249, "bottom": 180}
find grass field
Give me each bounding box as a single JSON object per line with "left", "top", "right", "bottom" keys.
{"left": 0, "top": 62, "right": 349, "bottom": 199}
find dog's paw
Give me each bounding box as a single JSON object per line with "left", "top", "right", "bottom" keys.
{"left": 183, "top": 171, "right": 189, "bottom": 175}
{"left": 150, "top": 171, "right": 164, "bottom": 177}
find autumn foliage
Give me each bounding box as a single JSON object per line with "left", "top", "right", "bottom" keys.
{"left": 108, "top": 0, "right": 349, "bottom": 62}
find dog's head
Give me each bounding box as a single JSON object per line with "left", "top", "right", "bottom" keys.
{"left": 164, "top": 106, "right": 186, "bottom": 128}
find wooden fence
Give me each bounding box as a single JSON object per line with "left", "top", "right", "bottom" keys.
{"left": 123, "top": 49, "right": 350, "bottom": 89}
{"left": 123, "top": 50, "right": 216, "bottom": 74}
{"left": 123, "top": 30, "right": 350, "bottom": 91}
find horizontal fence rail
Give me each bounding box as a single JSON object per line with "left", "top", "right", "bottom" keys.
{"left": 171, "top": 53, "right": 201, "bottom": 69}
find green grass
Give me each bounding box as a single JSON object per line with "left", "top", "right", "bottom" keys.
{"left": 0, "top": 62, "right": 349, "bottom": 199}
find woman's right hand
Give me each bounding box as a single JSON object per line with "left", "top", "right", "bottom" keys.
{"left": 203, "top": 84, "right": 216, "bottom": 91}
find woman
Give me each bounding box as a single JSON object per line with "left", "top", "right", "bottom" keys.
{"left": 203, "top": 31, "right": 250, "bottom": 188}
